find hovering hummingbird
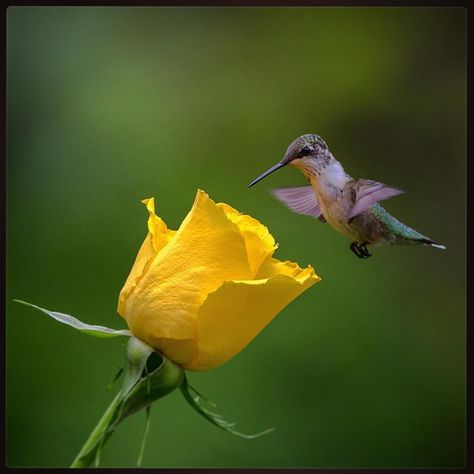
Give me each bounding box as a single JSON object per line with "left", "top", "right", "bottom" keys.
{"left": 248, "top": 134, "right": 446, "bottom": 258}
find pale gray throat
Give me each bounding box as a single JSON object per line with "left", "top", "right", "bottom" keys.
{"left": 298, "top": 153, "right": 340, "bottom": 177}
{"left": 300, "top": 154, "right": 351, "bottom": 194}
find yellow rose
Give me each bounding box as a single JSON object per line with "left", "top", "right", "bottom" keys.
{"left": 118, "top": 190, "right": 320, "bottom": 371}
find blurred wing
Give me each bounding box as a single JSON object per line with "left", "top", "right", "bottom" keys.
{"left": 271, "top": 186, "right": 323, "bottom": 220}
{"left": 349, "top": 179, "right": 404, "bottom": 219}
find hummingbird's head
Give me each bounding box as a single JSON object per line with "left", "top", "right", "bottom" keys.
{"left": 248, "top": 134, "right": 330, "bottom": 187}
{"left": 282, "top": 134, "right": 330, "bottom": 168}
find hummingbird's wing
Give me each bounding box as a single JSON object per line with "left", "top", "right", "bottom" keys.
{"left": 348, "top": 179, "right": 404, "bottom": 219}
{"left": 271, "top": 186, "right": 324, "bottom": 221}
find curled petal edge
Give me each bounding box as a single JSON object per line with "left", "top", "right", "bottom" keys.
{"left": 184, "top": 262, "right": 320, "bottom": 371}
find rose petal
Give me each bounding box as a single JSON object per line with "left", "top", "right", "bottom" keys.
{"left": 122, "top": 190, "right": 253, "bottom": 342}
{"left": 218, "top": 203, "right": 277, "bottom": 276}
{"left": 185, "top": 261, "right": 320, "bottom": 371}
{"left": 142, "top": 197, "right": 177, "bottom": 253}
{"left": 117, "top": 198, "right": 176, "bottom": 316}
{"left": 255, "top": 257, "right": 316, "bottom": 279}
{"left": 145, "top": 337, "right": 198, "bottom": 366}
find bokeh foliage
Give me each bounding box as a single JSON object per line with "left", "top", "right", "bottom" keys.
{"left": 6, "top": 6, "right": 465, "bottom": 468}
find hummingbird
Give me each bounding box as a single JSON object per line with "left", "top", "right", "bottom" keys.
{"left": 248, "top": 134, "right": 446, "bottom": 258}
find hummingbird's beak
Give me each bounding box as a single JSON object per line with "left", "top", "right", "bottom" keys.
{"left": 248, "top": 161, "right": 286, "bottom": 188}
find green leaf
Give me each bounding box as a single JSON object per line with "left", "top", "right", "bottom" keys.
{"left": 180, "top": 376, "right": 274, "bottom": 439}
{"left": 13, "top": 299, "right": 132, "bottom": 338}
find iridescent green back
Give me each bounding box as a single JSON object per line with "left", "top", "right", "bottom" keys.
{"left": 371, "top": 203, "right": 427, "bottom": 242}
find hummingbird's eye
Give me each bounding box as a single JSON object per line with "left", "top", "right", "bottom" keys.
{"left": 297, "top": 145, "right": 313, "bottom": 157}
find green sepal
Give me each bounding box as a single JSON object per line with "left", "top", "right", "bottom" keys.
{"left": 121, "top": 337, "right": 154, "bottom": 397}
{"left": 106, "top": 367, "right": 124, "bottom": 391}
{"left": 14, "top": 299, "right": 131, "bottom": 338}
{"left": 136, "top": 406, "right": 152, "bottom": 467}
{"left": 116, "top": 350, "right": 184, "bottom": 424}
{"left": 180, "top": 376, "right": 274, "bottom": 439}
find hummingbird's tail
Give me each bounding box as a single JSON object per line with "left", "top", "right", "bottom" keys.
{"left": 373, "top": 204, "right": 446, "bottom": 250}
{"left": 416, "top": 238, "right": 446, "bottom": 250}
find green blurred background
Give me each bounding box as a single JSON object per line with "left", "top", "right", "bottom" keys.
{"left": 6, "top": 7, "right": 465, "bottom": 468}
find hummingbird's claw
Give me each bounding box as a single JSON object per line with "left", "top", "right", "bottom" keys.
{"left": 350, "top": 242, "right": 372, "bottom": 259}
{"left": 360, "top": 242, "right": 371, "bottom": 258}
{"left": 350, "top": 242, "right": 362, "bottom": 258}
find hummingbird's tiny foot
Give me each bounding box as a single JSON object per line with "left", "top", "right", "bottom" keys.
{"left": 350, "top": 242, "right": 364, "bottom": 258}
{"left": 350, "top": 242, "right": 371, "bottom": 259}
{"left": 360, "top": 242, "right": 372, "bottom": 258}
